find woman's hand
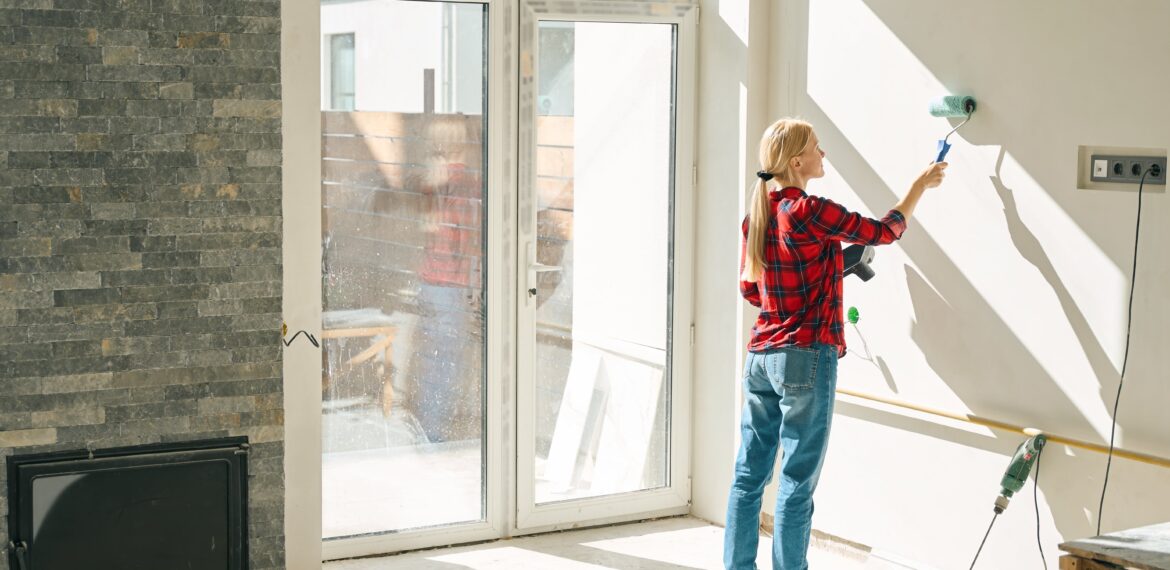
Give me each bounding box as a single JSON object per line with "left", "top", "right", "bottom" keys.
{"left": 914, "top": 162, "right": 948, "bottom": 190}
{"left": 895, "top": 162, "right": 948, "bottom": 220}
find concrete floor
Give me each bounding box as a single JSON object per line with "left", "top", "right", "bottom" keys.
{"left": 323, "top": 517, "right": 911, "bottom": 569}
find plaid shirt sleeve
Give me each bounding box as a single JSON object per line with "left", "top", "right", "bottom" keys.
{"left": 738, "top": 217, "right": 762, "bottom": 307}
{"left": 799, "top": 195, "right": 907, "bottom": 245}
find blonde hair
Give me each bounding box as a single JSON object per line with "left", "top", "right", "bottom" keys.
{"left": 740, "top": 119, "right": 814, "bottom": 282}
{"left": 421, "top": 113, "right": 479, "bottom": 188}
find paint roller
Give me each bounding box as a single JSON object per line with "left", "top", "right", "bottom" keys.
{"left": 929, "top": 95, "right": 976, "bottom": 163}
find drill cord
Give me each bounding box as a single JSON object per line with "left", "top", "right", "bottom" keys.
{"left": 969, "top": 511, "right": 999, "bottom": 569}
{"left": 1035, "top": 447, "right": 1047, "bottom": 569}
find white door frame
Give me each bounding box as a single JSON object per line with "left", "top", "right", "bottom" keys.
{"left": 513, "top": 0, "right": 698, "bottom": 534}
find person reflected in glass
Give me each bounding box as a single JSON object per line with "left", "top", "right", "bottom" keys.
{"left": 411, "top": 114, "right": 484, "bottom": 444}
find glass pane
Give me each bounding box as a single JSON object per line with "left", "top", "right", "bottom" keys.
{"left": 320, "top": 0, "right": 487, "bottom": 538}
{"left": 533, "top": 22, "right": 675, "bottom": 504}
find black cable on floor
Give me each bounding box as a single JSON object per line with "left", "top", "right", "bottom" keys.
{"left": 1034, "top": 446, "right": 1046, "bottom": 570}
{"left": 1097, "top": 168, "right": 1149, "bottom": 536}
{"left": 969, "top": 511, "right": 999, "bottom": 569}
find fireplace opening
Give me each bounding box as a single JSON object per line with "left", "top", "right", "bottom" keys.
{"left": 7, "top": 437, "right": 249, "bottom": 570}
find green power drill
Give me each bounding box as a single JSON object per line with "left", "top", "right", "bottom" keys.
{"left": 993, "top": 433, "right": 1047, "bottom": 514}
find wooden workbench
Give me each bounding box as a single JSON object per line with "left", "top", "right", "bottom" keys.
{"left": 1059, "top": 522, "right": 1170, "bottom": 570}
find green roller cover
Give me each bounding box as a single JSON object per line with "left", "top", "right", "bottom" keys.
{"left": 929, "top": 95, "right": 976, "bottom": 118}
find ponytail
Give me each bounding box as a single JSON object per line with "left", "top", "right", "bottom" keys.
{"left": 740, "top": 178, "right": 772, "bottom": 282}
{"left": 739, "top": 118, "right": 814, "bottom": 284}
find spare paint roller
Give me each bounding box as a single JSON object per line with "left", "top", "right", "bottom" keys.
{"left": 929, "top": 95, "right": 976, "bottom": 163}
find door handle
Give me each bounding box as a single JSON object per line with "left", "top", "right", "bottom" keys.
{"left": 529, "top": 262, "right": 562, "bottom": 273}
{"left": 525, "top": 242, "right": 562, "bottom": 304}
{"left": 527, "top": 263, "right": 561, "bottom": 299}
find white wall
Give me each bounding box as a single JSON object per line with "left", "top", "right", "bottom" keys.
{"left": 691, "top": 0, "right": 775, "bottom": 526}
{"left": 692, "top": 0, "right": 1170, "bottom": 568}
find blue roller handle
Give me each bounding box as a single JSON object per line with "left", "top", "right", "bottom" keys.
{"left": 936, "top": 139, "right": 951, "bottom": 163}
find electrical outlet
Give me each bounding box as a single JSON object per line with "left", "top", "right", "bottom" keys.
{"left": 1090, "top": 154, "right": 1167, "bottom": 185}
{"left": 1149, "top": 160, "right": 1166, "bottom": 184}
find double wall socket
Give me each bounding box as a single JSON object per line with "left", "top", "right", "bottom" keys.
{"left": 1090, "top": 154, "right": 1167, "bottom": 185}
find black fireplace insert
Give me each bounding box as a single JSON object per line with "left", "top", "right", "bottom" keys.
{"left": 7, "top": 437, "right": 249, "bottom": 570}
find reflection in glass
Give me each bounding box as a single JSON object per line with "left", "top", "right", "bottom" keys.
{"left": 320, "top": 0, "right": 486, "bottom": 538}
{"left": 533, "top": 22, "right": 675, "bottom": 504}
{"left": 328, "top": 33, "right": 356, "bottom": 111}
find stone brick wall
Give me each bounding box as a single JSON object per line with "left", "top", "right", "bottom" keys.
{"left": 0, "top": 1, "right": 283, "bottom": 567}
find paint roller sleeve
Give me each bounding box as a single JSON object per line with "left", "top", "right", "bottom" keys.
{"left": 929, "top": 95, "right": 976, "bottom": 118}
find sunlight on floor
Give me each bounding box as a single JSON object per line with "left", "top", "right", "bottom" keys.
{"left": 324, "top": 517, "right": 909, "bottom": 569}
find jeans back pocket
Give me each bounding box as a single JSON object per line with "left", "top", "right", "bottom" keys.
{"left": 763, "top": 346, "right": 819, "bottom": 391}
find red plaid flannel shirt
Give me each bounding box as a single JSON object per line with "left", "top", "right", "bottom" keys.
{"left": 740, "top": 186, "right": 907, "bottom": 356}
{"left": 420, "top": 163, "right": 483, "bottom": 288}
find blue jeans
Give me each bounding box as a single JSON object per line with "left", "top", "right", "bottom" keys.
{"left": 724, "top": 344, "right": 839, "bottom": 570}
{"left": 414, "top": 283, "right": 479, "bottom": 443}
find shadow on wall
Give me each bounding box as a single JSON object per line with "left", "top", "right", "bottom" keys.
{"left": 808, "top": 100, "right": 1100, "bottom": 543}
{"left": 858, "top": 0, "right": 1169, "bottom": 272}
{"left": 780, "top": 0, "right": 1170, "bottom": 547}
{"left": 855, "top": 0, "right": 1170, "bottom": 449}
{"left": 987, "top": 147, "right": 1122, "bottom": 431}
